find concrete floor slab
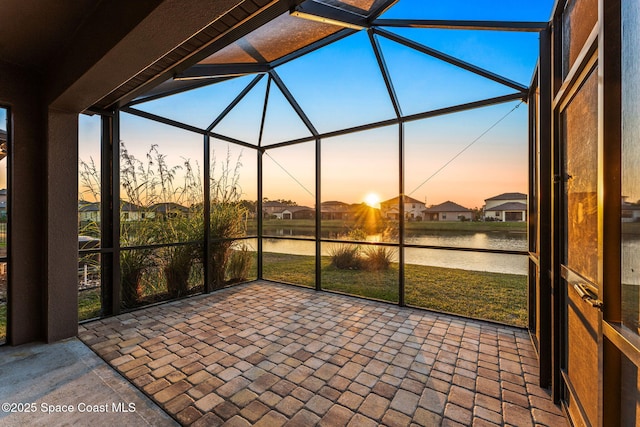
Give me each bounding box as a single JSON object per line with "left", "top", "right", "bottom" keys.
{"left": 0, "top": 338, "right": 177, "bottom": 426}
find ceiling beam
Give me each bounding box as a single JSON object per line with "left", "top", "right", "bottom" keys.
{"left": 174, "top": 63, "right": 271, "bottom": 80}
{"left": 290, "top": 1, "right": 369, "bottom": 29}
{"left": 373, "top": 19, "right": 548, "bottom": 32}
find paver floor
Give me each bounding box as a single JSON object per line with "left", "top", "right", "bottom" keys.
{"left": 79, "top": 282, "right": 567, "bottom": 426}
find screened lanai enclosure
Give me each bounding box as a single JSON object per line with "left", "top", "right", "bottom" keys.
{"left": 76, "top": 0, "right": 548, "bottom": 330}
{"left": 7, "top": 0, "right": 640, "bottom": 425}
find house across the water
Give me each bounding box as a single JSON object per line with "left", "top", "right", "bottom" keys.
{"left": 423, "top": 200, "right": 473, "bottom": 221}
{"left": 484, "top": 192, "right": 527, "bottom": 222}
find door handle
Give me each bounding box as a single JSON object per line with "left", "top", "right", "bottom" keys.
{"left": 572, "top": 283, "right": 603, "bottom": 310}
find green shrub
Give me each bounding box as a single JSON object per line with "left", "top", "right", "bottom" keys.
{"left": 329, "top": 245, "right": 363, "bottom": 270}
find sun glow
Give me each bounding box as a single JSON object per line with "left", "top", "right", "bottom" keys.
{"left": 364, "top": 192, "right": 381, "bottom": 208}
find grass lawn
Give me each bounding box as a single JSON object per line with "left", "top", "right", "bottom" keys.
{"left": 0, "top": 251, "right": 525, "bottom": 340}
{"left": 263, "top": 252, "right": 527, "bottom": 327}
{"left": 263, "top": 252, "right": 316, "bottom": 287}
{"left": 79, "top": 288, "right": 102, "bottom": 321}
{"left": 404, "top": 264, "right": 526, "bottom": 326}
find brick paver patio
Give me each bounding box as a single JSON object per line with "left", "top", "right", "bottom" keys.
{"left": 79, "top": 282, "right": 567, "bottom": 426}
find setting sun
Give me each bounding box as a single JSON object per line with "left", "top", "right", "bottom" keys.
{"left": 364, "top": 192, "right": 381, "bottom": 208}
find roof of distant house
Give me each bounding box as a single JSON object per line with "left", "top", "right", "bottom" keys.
{"left": 79, "top": 201, "right": 100, "bottom": 212}
{"left": 485, "top": 202, "right": 527, "bottom": 211}
{"left": 485, "top": 192, "right": 527, "bottom": 202}
{"left": 282, "top": 206, "right": 313, "bottom": 212}
{"left": 263, "top": 201, "right": 292, "bottom": 207}
{"left": 424, "top": 201, "right": 471, "bottom": 213}
{"left": 380, "top": 195, "right": 424, "bottom": 205}
{"left": 121, "top": 201, "right": 144, "bottom": 211}
{"left": 321, "top": 200, "right": 349, "bottom": 206}
{"left": 150, "top": 202, "right": 189, "bottom": 213}
{"left": 320, "top": 201, "right": 354, "bottom": 213}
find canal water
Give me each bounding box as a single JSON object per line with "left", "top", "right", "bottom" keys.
{"left": 261, "top": 227, "right": 529, "bottom": 275}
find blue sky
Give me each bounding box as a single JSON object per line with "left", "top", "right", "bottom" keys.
{"left": 79, "top": 0, "right": 554, "bottom": 208}
{"left": 380, "top": 0, "right": 554, "bottom": 21}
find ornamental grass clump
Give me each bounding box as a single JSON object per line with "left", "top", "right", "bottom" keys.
{"left": 154, "top": 156, "right": 203, "bottom": 298}
{"left": 226, "top": 244, "right": 253, "bottom": 283}
{"left": 80, "top": 142, "right": 250, "bottom": 305}
{"left": 362, "top": 246, "right": 394, "bottom": 271}
{"left": 329, "top": 244, "right": 394, "bottom": 271}
{"left": 209, "top": 149, "right": 248, "bottom": 290}
{"left": 329, "top": 245, "right": 363, "bottom": 270}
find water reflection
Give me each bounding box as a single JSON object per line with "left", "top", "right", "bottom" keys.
{"left": 263, "top": 227, "right": 528, "bottom": 251}
{"left": 263, "top": 238, "right": 527, "bottom": 275}
{"left": 405, "top": 230, "right": 526, "bottom": 251}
